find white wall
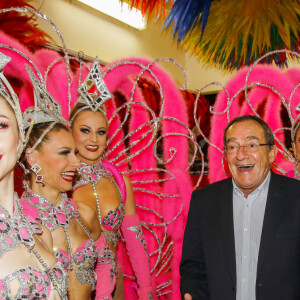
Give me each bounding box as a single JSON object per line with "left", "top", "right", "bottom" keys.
{"left": 36, "top": 0, "right": 233, "bottom": 92}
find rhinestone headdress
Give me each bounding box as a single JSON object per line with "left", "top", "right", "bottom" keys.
{"left": 0, "top": 52, "right": 25, "bottom": 155}
{"left": 23, "top": 65, "right": 69, "bottom": 154}
{"left": 70, "top": 57, "right": 112, "bottom": 123}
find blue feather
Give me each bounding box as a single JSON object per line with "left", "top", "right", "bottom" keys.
{"left": 163, "top": 0, "right": 213, "bottom": 43}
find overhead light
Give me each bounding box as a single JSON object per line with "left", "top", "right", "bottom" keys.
{"left": 77, "top": 0, "right": 147, "bottom": 30}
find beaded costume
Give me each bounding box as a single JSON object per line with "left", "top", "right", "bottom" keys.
{"left": 73, "top": 160, "right": 125, "bottom": 298}
{"left": 73, "top": 158, "right": 153, "bottom": 299}
{"left": 74, "top": 161, "right": 126, "bottom": 247}
{"left": 0, "top": 195, "right": 68, "bottom": 300}
{"left": 0, "top": 51, "right": 68, "bottom": 300}
{"left": 71, "top": 58, "right": 154, "bottom": 299}
{"left": 20, "top": 191, "right": 98, "bottom": 290}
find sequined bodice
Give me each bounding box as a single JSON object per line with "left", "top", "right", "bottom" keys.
{"left": 73, "top": 161, "right": 126, "bottom": 246}
{"left": 20, "top": 191, "right": 97, "bottom": 290}
{"left": 0, "top": 266, "right": 51, "bottom": 300}
{"left": 0, "top": 262, "right": 68, "bottom": 300}
{"left": 0, "top": 200, "right": 42, "bottom": 256}
{"left": 0, "top": 195, "right": 68, "bottom": 299}
{"left": 102, "top": 203, "right": 125, "bottom": 231}
{"left": 74, "top": 161, "right": 125, "bottom": 231}
{"left": 55, "top": 239, "right": 98, "bottom": 290}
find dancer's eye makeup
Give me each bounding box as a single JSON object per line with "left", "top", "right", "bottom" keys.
{"left": 97, "top": 130, "right": 107, "bottom": 135}
{"left": 59, "top": 149, "right": 71, "bottom": 156}
{"left": 0, "top": 121, "right": 9, "bottom": 129}
{"left": 80, "top": 128, "right": 90, "bottom": 134}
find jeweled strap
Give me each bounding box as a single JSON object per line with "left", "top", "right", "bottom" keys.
{"left": 60, "top": 215, "right": 97, "bottom": 290}
{"left": 73, "top": 161, "right": 112, "bottom": 190}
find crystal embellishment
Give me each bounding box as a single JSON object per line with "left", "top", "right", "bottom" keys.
{"left": 31, "top": 163, "right": 41, "bottom": 174}
{"left": 0, "top": 198, "right": 42, "bottom": 257}
{"left": 24, "top": 65, "right": 69, "bottom": 127}
{"left": 77, "top": 57, "right": 112, "bottom": 112}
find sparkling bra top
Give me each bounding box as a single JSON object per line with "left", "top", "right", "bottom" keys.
{"left": 73, "top": 161, "right": 126, "bottom": 246}
{"left": 20, "top": 191, "right": 97, "bottom": 290}
{"left": 0, "top": 262, "right": 67, "bottom": 300}
{"left": 54, "top": 239, "right": 97, "bottom": 290}
{"left": 0, "top": 195, "right": 68, "bottom": 300}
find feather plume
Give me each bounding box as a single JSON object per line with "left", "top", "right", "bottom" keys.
{"left": 0, "top": 0, "right": 52, "bottom": 51}
{"left": 164, "top": 0, "right": 212, "bottom": 42}
{"left": 181, "top": 0, "right": 300, "bottom": 70}
{"left": 121, "top": 0, "right": 170, "bottom": 20}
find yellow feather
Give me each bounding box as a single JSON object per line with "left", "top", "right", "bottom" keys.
{"left": 179, "top": 0, "right": 300, "bottom": 70}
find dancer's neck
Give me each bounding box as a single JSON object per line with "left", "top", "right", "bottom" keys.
{"left": 0, "top": 171, "right": 15, "bottom": 215}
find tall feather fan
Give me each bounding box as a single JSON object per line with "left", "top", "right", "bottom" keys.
{"left": 163, "top": 0, "right": 212, "bottom": 43}
{"left": 121, "top": 0, "right": 170, "bottom": 20}
{"left": 178, "top": 0, "right": 300, "bottom": 71}
{"left": 0, "top": 0, "right": 52, "bottom": 51}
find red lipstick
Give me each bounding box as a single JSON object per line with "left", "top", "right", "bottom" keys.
{"left": 85, "top": 145, "right": 99, "bottom": 152}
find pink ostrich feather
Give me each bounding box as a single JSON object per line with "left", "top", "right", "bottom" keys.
{"left": 284, "top": 67, "right": 300, "bottom": 120}
{"left": 33, "top": 48, "right": 78, "bottom": 120}
{"left": 0, "top": 31, "right": 78, "bottom": 117}
{"left": 102, "top": 56, "right": 192, "bottom": 299}
{"left": 103, "top": 59, "right": 159, "bottom": 299}
{"left": 128, "top": 57, "right": 192, "bottom": 299}
{"left": 0, "top": 30, "right": 37, "bottom": 110}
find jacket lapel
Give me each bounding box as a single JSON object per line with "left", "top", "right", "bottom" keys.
{"left": 257, "top": 172, "right": 285, "bottom": 275}
{"left": 218, "top": 179, "right": 236, "bottom": 286}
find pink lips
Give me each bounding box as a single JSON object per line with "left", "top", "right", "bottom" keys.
{"left": 0, "top": 155, "right": 2, "bottom": 160}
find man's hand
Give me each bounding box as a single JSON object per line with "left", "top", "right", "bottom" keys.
{"left": 184, "top": 293, "right": 192, "bottom": 300}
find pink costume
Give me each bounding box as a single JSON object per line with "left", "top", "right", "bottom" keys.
{"left": 0, "top": 195, "right": 68, "bottom": 300}
{"left": 19, "top": 191, "right": 98, "bottom": 291}
{"left": 73, "top": 160, "right": 153, "bottom": 299}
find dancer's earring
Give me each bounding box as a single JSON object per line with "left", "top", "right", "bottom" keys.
{"left": 31, "top": 163, "right": 45, "bottom": 187}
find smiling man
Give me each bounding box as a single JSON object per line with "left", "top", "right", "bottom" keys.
{"left": 180, "top": 115, "right": 300, "bottom": 300}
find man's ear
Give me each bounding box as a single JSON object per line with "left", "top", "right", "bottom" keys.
{"left": 224, "top": 150, "right": 228, "bottom": 162}
{"left": 269, "top": 144, "right": 278, "bottom": 164}
{"left": 26, "top": 149, "right": 38, "bottom": 168}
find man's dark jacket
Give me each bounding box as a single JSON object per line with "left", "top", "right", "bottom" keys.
{"left": 180, "top": 172, "right": 300, "bottom": 300}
